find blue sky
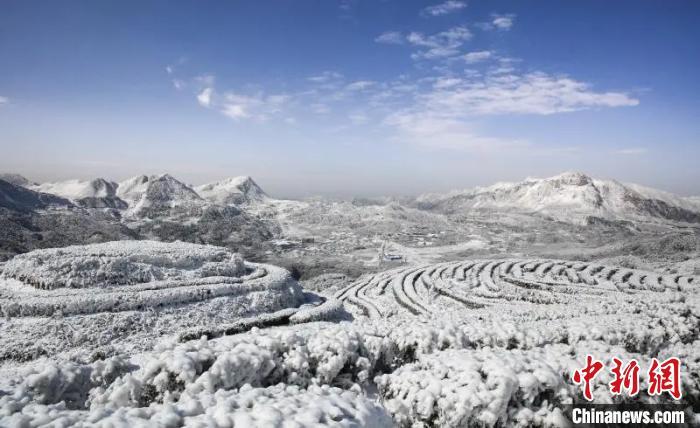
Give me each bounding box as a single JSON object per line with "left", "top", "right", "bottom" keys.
{"left": 1, "top": 0, "right": 699, "bottom": 197}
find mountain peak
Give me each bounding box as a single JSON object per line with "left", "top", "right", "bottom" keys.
{"left": 416, "top": 171, "right": 700, "bottom": 224}
{"left": 117, "top": 173, "right": 201, "bottom": 217}
{"left": 30, "top": 178, "right": 119, "bottom": 200}
{"left": 0, "top": 173, "right": 34, "bottom": 187}
{"left": 195, "top": 176, "right": 267, "bottom": 205}
{"left": 0, "top": 179, "right": 73, "bottom": 212}
{"left": 548, "top": 171, "right": 593, "bottom": 186}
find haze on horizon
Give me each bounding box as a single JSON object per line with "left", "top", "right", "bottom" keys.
{"left": 1, "top": 0, "right": 699, "bottom": 198}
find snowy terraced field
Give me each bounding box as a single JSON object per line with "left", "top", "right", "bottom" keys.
{"left": 0, "top": 241, "right": 308, "bottom": 364}
{"left": 334, "top": 259, "right": 700, "bottom": 426}
{"left": 1, "top": 243, "right": 699, "bottom": 426}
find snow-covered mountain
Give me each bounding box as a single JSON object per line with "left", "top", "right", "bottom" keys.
{"left": 0, "top": 179, "right": 73, "bottom": 212}
{"left": 117, "top": 174, "right": 203, "bottom": 217}
{"left": 30, "top": 178, "right": 127, "bottom": 209}
{"left": 195, "top": 176, "right": 267, "bottom": 205}
{"left": 10, "top": 170, "right": 700, "bottom": 228}
{"left": 31, "top": 178, "right": 118, "bottom": 199}
{"left": 0, "top": 173, "right": 35, "bottom": 187}
{"left": 415, "top": 172, "right": 700, "bottom": 224}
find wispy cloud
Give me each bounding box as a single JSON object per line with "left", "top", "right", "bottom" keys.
{"left": 492, "top": 14, "right": 515, "bottom": 30}
{"left": 407, "top": 26, "right": 472, "bottom": 59}
{"left": 190, "top": 74, "right": 292, "bottom": 122}
{"left": 346, "top": 80, "right": 376, "bottom": 91}
{"left": 307, "top": 71, "right": 344, "bottom": 83}
{"left": 381, "top": 68, "right": 639, "bottom": 151}
{"left": 385, "top": 111, "right": 525, "bottom": 151}
{"left": 197, "top": 88, "right": 213, "bottom": 107}
{"left": 614, "top": 147, "right": 648, "bottom": 155}
{"left": 375, "top": 31, "right": 404, "bottom": 45}
{"left": 195, "top": 74, "right": 215, "bottom": 87}
{"left": 463, "top": 50, "right": 493, "bottom": 64}
{"left": 0, "top": 96, "right": 8, "bottom": 105}
{"left": 170, "top": 13, "right": 639, "bottom": 154}
{"left": 421, "top": 72, "right": 639, "bottom": 115}
{"left": 165, "top": 56, "right": 188, "bottom": 75}
{"left": 348, "top": 112, "right": 369, "bottom": 124}
{"left": 478, "top": 13, "right": 516, "bottom": 31}
{"left": 218, "top": 92, "right": 290, "bottom": 122}
{"left": 422, "top": 1, "right": 466, "bottom": 17}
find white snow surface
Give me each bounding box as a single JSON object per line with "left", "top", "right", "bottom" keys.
{"left": 116, "top": 174, "right": 203, "bottom": 216}
{"left": 195, "top": 176, "right": 267, "bottom": 205}
{"left": 31, "top": 178, "right": 119, "bottom": 200}
{"left": 1, "top": 249, "right": 699, "bottom": 426}
{"left": 416, "top": 171, "right": 700, "bottom": 223}
{"left": 0, "top": 241, "right": 307, "bottom": 364}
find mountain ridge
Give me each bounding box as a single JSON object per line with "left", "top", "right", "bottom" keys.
{"left": 5, "top": 171, "right": 700, "bottom": 224}
{"left": 414, "top": 171, "right": 700, "bottom": 224}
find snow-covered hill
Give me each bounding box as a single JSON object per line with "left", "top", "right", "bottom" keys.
{"left": 31, "top": 178, "right": 118, "bottom": 199}
{"left": 415, "top": 172, "right": 700, "bottom": 224}
{"left": 30, "top": 178, "right": 127, "bottom": 209}
{"left": 195, "top": 176, "right": 267, "bottom": 205}
{"left": 0, "top": 173, "right": 34, "bottom": 187}
{"left": 0, "top": 179, "right": 73, "bottom": 212}
{"left": 117, "top": 174, "right": 203, "bottom": 217}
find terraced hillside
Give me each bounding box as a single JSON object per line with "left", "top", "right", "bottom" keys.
{"left": 331, "top": 258, "right": 700, "bottom": 426}
{"left": 1, "top": 254, "right": 699, "bottom": 426}
{"left": 335, "top": 258, "right": 697, "bottom": 319}
{"left": 0, "top": 241, "right": 309, "bottom": 362}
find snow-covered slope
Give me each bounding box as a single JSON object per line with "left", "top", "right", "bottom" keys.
{"left": 117, "top": 174, "right": 203, "bottom": 217}
{"left": 0, "top": 179, "right": 73, "bottom": 212}
{"left": 415, "top": 172, "right": 700, "bottom": 223}
{"left": 0, "top": 173, "right": 34, "bottom": 187}
{"left": 195, "top": 176, "right": 267, "bottom": 205}
{"left": 0, "top": 240, "right": 306, "bottom": 354}
{"left": 31, "top": 178, "right": 127, "bottom": 209}
{"left": 31, "top": 178, "right": 118, "bottom": 200}
{"left": 115, "top": 174, "right": 150, "bottom": 203}
{"left": 682, "top": 196, "right": 700, "bottom": 211}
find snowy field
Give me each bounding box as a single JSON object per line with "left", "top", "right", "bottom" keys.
{"left": 1, "top": 172, "right": 700, "bottom": 426}
{"left": 1, "top": 241, "right": 699, "bottom": 427}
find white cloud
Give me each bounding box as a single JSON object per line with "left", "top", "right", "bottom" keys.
{"left": 422, "top": 72, "right": 639, "bottom": 115}
{"left": 192, "top": 81, "right": 292, "bottom": 122}
{"left": 218, "top": 92, "right": 291, "bottom": 122}
{"left": 463, "top": 50, "right": 493, "bottom": 64}
{"left": 614, "top": 147, "right": 648, "bottom": 155}
{"left": 172, "top": 79, "right": 185, "bottom": 90}
{"left": 385, "top": 111, "right": 524, "bottom": 151}
{"left": 433, "top": 77, "right": 463, "bottom": 89}
{"left": 375, "top": 31, "right": 404, "bottom": 44}
{"left": 311, "top": 103, "right": 331, "bottom": 114}
{"left": 381, "top": 69, "right": 638, "bottom": 151}
{"left": 349, "top": 112, "right": 369, "bottom": 124}
{"left": 422, "top": 1, "right": 466, "bottom": 17}
{"left": 346, "top": 80, "right": 376, "bottom": 91}
{"left": 477, "top": 13, "right": 516, "bottom": 31}
{"left": 407, "top": 26, "right": 472, "bottom": 59}
{"left": 307, "top": 71, "right": 343, "bottom": 83}
{"left": 0, "top": 96, "right": 8, "bottom": 105}
{"left": 197, "top": 88, "right": 213, "bottom": 107}
{"left": 222, "top": 103, "right": 249, "bottom": 120}
{"left": 195, "top": 74, "right": 216, "bottom": 87}
{"left": 492, "top": 14, "right": 515, "bottom": 30}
